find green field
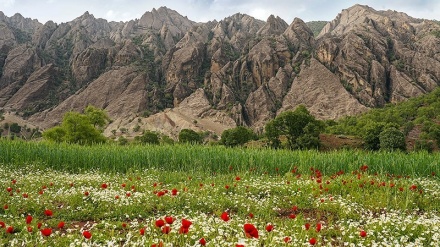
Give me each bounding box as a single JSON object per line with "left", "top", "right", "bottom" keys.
{"left": 0, "top": 140, "right": 439, "bottom": 246}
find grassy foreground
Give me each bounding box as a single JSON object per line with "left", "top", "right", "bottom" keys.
{"left": 0, "top": 140, "right": 439, "bottom": 176}
{"left": 0, "top": 140, "right": 439, "bottom": 246}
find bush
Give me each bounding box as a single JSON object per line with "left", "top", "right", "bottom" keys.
{"left": 179, "top": 129, "right": 202, "bottom": 144}
{"left": 379, "top": 127, "right": 406, "bottom": 151}
{"left": 137, "top": 131, "right": 160, "bottom": 145}
{"left": 220, "top": 126, "right": 256, "bottom": 147}
{"left": 9, "top": 123, "right": 21, "bottom": 133}
{"left": 43, "top": 107, "right": 108, "bottom": 145}
{"left": 414, "top": 139, "right": 434, "bottom": 153}
{"left": 265, "top": 105, "right": 323, "bottom": 149}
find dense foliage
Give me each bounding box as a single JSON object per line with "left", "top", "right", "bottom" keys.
{"left": 265, "top": 105, "right": 323, "bottom": 149}
{"left": 327, "top": 87, "right": 440, "bottom": 150}
{"left": 43, "top": 106, "right": 108, "bottom": 145}
{"left": 178, "top": 129, "right": 202, "bottom": 144}
{"left": 220, "top": 126, "right": 256, "bottom": 147}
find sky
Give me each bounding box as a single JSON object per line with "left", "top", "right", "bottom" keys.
{"left": 0, "top": 0, "right": 439, "bottom": 24}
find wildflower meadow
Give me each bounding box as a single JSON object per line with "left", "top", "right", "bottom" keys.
{"left": 0, "top": 140, "right": 439, "bottom": 246}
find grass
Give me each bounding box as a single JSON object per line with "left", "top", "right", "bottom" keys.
{"left": 0, "top": 139, "right": 439, "bottom": 177}
{"left": 0, "top": 139, "right": 439, "bottom": 246}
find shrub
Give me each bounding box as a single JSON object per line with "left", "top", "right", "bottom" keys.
{"left": 220, "top": 126, "right": 256, "bottom": 147}
{"left": 379, "top": 127, "right": 406, "bottom": 151}
{"left": 137, "top": 131, "right": 160, "bottom": 145}
{"left": 179, "top": 129, "right": 202, "bottom": 144}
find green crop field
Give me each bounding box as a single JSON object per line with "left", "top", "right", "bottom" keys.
{"left": 0, "top": 140, "right": 439, "bottom": 246}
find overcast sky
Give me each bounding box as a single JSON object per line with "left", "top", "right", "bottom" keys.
{"left": 0, "top": 0, "right": 439, "bottom": 24}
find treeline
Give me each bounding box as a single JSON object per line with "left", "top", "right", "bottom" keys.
{"left": 326, "top": 87, "right": 440, "bottom": 152}
{"left": 7, "top": 87, "right": 440, "bottom": 152}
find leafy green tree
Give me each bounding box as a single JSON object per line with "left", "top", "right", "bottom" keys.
{"left": 43, "top": 108, "right": 109, "bottom": 145}
{"left": 179, "top": 129, "right": 202, "bottom": 144}
{"left": 362, "top": 122, "right": 386, "bottom": 150}
{"left": 265, "top": 105, "right": 322, "bottom": 149}
{"left": 220, "top": 126, "right": 257, "bottom": 147}
{"left": 84, "top": 105, "right": 110, "bottom": 129}
{"left": 379, "top": 127, "right": 406, "bottom": 151}
{"left": 9, "top": 123, "right": 21, "bottom": 133}
{"left": 136, "top": 130, "right": 160, "bottom": 145}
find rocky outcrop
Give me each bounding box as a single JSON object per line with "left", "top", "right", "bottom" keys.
{"left": 280, "top": 58, "right": 368, "bottom": 119}
{"left": 1, "top": 5, "right": 440, "bottom": 137}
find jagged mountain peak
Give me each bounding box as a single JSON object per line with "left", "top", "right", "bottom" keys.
{"left": 318, "top": 4, "right": 422, "bottom": 38}
{"left": 257, "top": 15, "right": 288, "bottom": 36}
{"left": 1, "top": 5, "right": 440, "bottom": 139}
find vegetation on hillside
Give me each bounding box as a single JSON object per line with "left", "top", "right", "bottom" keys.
{"left": 327, "top": 87, "right": 440, "bottom": 151}
{"left": 306, "top": 21, "right": 328, "bottom": 37}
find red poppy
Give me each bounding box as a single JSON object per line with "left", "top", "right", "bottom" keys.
{"left": 6, "top": 226, "right": 13, "bottom": 234}
{"left": 83, "top": 230, "right": 92, "bottom": 239}
{"left": 289, "top": 213, "right": 296, "bottom": 219}
{"left": 115, "top": 195, "right": 120, "bottom": 199}
{"left": 121, "top": 183, "right": 126, "bottom": 188}
{"left": 292, "top": 205, "right": 298, "bottom": 211}
{"left": 171, "top": 188, "right": 178, "bottom": 196}
{"left": 37, "top": 222, "right": 42, "bottom": 229}
{"left": 265, "top": 224, "right": 273, "bottom": 232}
{"left": 84, "top": 191, "right": 89, "bottom": 196}
{"left": 305, "top": 223, "right": 311, "bottom": 230}
{"left": 360, "top": 230, "right": 367, "bottom": 238}
{"left": 316, "top": 223, "right": 322, "bottom": 232}
{"left": 179, "top": 226, "right": 190, "bottom": 234}
{"left": 122, "top": 222, "right": 127, "bottom": 228}
{"left": 58, "top": 221, "right": 65, "bottom": 229}
{"left": 410, "top": 184, "right": 417, "bottom": 191}
{"left": 199, "top": 238, "right": 207, "bottom": 246}
{"left": 165, "top": 216, "right": 174, "bottom": 225}
{"left": 243, "top": 223, "right": 259, "bottom": 239}
{"left": 101, "top": 183, "right": 108, "bottom": 189}
{"left": 6, "top": 187, "right": 12, "bottom": 192}
{"left": 235, "top": 176, "right": 241, "bottom": 181}
{"left": 3, "top": 204, "right": 8, "bottom": 210}
{"left": 235, "top": 245, "right": 245, "bottom": 247}
{"left": 151, "top": 242, "right": 164, "bottom": 247}
{"left": 140, "top": 227, "right": 145, "bottom": 235}
{"left": 309, "top": 237, "right": 317, "bottom": 245}
{"left": 44, "top": 209, "right": 53, "bottom": 217}
{"left": 181, "top": 218, "right": 192, "bottom": 228}
{"left": 0, "top": 221, "right": 5, "bottom": 228}
{"left": 225, "top": 185, "right": 230, "bottom": 189}
{"left": 221, "top": 212, "right": 230, "bottom": 222}
{"left": 248, "top": 213, "right": 254, "bottom": 218}
{"left": 41, "top": 228, "right": 52, "bottom": 237}
{"left": 284, "top": 236, "right": 291, "bottom": 243}
{"left": 157, "top": 191, "right": 165, "bottom": 197}
{"left": 22, "top": 193, "right": 29, "bottom": 198}
{"left": 126, "top": 192, "right": 131, "bottom": 197}
{"left": 162, "top": 225, "right": 171, "bottom": 234}
{"left": 155, "top": 219, "right": 165, "bottom": 228}
{"left": 11, "top": 179, "right": 16, "bottom": 184}
{"left": 27, "top": 226, "right": 33, "bottom": 232}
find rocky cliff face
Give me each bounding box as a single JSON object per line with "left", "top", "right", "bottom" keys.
{"left": 1, "top": 5, "right": 440, "bottom": 137}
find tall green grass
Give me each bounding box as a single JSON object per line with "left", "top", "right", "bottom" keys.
{"left": 0, "top": 139, "right": 438, "bottom": 177}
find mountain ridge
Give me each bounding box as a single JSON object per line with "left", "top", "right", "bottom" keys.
{"left": 0, "top": 4, "right": 439, "bottom": 139}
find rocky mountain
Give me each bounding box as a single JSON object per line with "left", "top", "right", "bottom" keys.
{"left": 1, "top": 4, "right": 440, "bottom": 138}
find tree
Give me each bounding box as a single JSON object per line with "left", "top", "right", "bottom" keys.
{"left": 179, "top": 129, "right": 202, "bottom": 144}
{"left": 379, "top": 127, "right": 406, "bottom": 151}
{"left": 362, "top": 122, "right": 386, "bottom": 150}
{"left": 136, "top": 130, "right": 160, "bottom": 145}
{"left": 9, "top": 123, "right": 21, "bottom": 133}
{"left": 265, "top": 105, "right": 323, "bottom": 149}
{"left": 220, "top": 126, "right": 257, "bottom": 147}
{"left": 43, "top": 107, "right": 109, "bottom": 145}
{"left": 84, "top": 105, "right": 110, "bottom": 129}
